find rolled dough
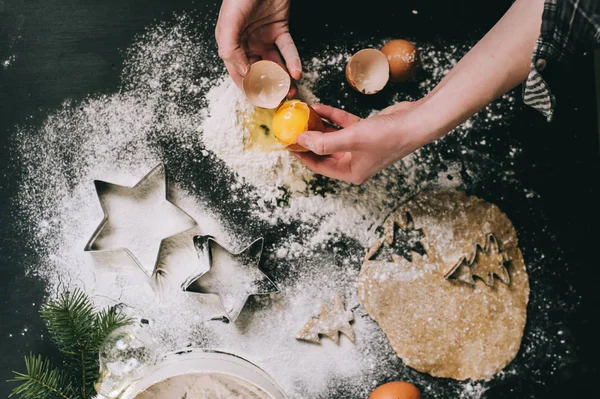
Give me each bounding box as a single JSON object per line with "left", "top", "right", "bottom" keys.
{"left": 357, "top": 190, "right": 529, "bottom": 380}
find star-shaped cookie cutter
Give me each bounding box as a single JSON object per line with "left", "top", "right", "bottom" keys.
{"left": 84, "top": 163, "right": 197, "bottom": 278}
{"left": 182, "top": 235, "right": 279, "bottom": 322}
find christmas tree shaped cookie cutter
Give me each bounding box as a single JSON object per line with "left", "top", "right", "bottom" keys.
{"left": 182, "top": 235, "right": 279, "bottom": 322}
{"left": 84, "top": 163, "right": 197, "bottom": 278}
{"left": 444, "top": 233, "right": 511, "bottom": 287}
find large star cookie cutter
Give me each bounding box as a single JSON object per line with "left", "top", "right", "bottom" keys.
{"left": 84, "top": 163, "right": 197, "bottom": 278}
{"left": 182, "top": 235, "right": 279, "bottom": 322}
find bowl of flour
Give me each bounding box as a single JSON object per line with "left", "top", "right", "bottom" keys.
{"left": 118, "top": 349, "right": 286, "bottom": 399}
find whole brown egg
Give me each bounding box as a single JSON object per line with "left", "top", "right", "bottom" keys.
{"left": 369, "top": 381, "right": 421, "bottom": 399}
{"left": 380, "top": 39, "right": 419, "bottom": 83}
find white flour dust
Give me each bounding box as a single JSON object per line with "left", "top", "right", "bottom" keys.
{"left": 135, "top": 372, "right": 273, "bottom": 399}
{"left": 10, "top": 13, "right": 566, "bottom": 399}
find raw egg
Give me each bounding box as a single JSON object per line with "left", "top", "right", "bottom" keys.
{"left": 345, "top": 48, "right": 390, "bottom": 94}
{"left": 380, "top": 39, "right": 419, "bottom": 83}
{"left": 272, "top": 99, "right": 324, "bottom": 152}
{"left": 369, "top": 381, "right": 421, "bottom": 399}
{"left": 242, "top": 107, "right": 280, "bottom": 152}
{"left": 242, "top": 60, "right": 291, "bottom": 109}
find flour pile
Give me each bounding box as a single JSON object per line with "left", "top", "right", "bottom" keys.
{"left": 12, "top": 13, "right": 576, "bottom": 399}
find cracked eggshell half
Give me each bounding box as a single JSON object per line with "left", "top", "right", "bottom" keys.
{"left": 346, "top": 48, "right": 390, "bottom": 94}
{"left": 242, "top": 60, "right": 291, "bottom": 109}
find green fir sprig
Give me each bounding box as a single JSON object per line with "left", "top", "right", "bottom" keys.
{"left": 7, "top": 289, "right": 132, "bottom": 399}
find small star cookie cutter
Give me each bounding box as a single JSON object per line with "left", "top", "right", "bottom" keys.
{"left": 182, "top": 235, "right": 279, "bottom": 322}
{"left": 84, "top": 163, "right": 197, "bottom": 278}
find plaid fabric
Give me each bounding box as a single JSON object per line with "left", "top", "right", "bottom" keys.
{"left": 524, "top": 0, "right": 600, "bottom": 121}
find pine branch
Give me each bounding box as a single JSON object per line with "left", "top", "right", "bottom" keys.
{"left": 93, "top": 306, "right": 133, "bottom": 345}
{"left": 40, "top": 289, "right": 96, "bottom": 356}
{"left": 8, "top": 354, "right": 76, "bottom": 399}
{"left": 40, "top": 289, "right": 96, "bottom": 398}
{"left": 39, "top": 289, "right": 133, "bottom": 398}
{"left": 79, "top": 306, "right": 132, "bottom": 396}
{"left": 7, "top": 290, "right": 133, "bottom": 399}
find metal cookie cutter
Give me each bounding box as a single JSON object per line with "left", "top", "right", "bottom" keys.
{"left": 182, "top": 235, "right": 279, "bottom": 322}
{"left": 84, "top": 163, "right": 197, "bottom": 278}
{"left": 444, "top": 233, "right": 511, "bottom": 287}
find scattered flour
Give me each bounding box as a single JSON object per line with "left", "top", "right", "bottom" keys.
{"left": 201, "top": 79, "right": 314, "bottom": 189}
{"left": 10, "top": 13, "right": 575, "bottom": 399}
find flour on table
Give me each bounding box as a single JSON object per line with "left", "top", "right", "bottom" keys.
{"left": 201, "top": 79, "right": 314, "bottom": 190}
{"left": 10, "top": 13, "right": 574, "bottom": 399}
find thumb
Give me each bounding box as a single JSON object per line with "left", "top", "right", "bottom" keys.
{"left": 297, "top": 129, "right": 356, "bottom": 155}
{"left": 218, "top": 46, "right": 250, "bottom": 77}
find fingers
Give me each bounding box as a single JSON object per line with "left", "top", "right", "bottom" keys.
{"left": 262, "top": 48, "right": 285, "bottom": 68}
{"left": 215, "top": 2, "right": 250, "bottom": 86}
{"left": 297, "top": 129, "right": 357, "bottom": 156}
{"left": 221, "top": 49, "right": 250, "bottom": 87}
{"left": 275, "top": 32, "right": 302, "bottom": 80}
{"left": 291, "top": 152, "right": 352, "bottom": 181}
{"left": 248, "top": 55, "right": 261, "bottom": 65}
{"left": 288, "top": 82, "right": 298, "bottom": 98}
{"left": 311, "top": 104, "right": 361, "bottom": 128}
{"left": 323, "top": 121, "right": 340, "bottom": 133}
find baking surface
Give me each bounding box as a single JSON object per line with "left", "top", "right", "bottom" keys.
{"left": 1, "top": 0, "right": 599, "bottom": 398}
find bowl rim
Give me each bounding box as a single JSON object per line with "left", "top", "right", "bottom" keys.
{"left": 118, "top": 348, "right": 287, "bottom": 399}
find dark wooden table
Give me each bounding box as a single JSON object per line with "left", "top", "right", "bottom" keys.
{"left": 1, "top": 0, "right": 599, "bottom": 397}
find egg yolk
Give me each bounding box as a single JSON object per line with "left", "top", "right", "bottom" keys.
{"left": 272, "top": 100, "right": 310, "bottom": 146}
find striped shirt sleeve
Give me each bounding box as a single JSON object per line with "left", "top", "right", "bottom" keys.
{"left": 523, "top": 0, "right": 600, "bottom": 121}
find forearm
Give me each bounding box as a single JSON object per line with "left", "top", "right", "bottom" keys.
{"left": 416, "top": 0, "right": 545, "bottom": 142}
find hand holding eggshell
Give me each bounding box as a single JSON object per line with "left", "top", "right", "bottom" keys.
{"left": 242, "top": 60, "right": 292, "bottom": 109}
{"left": 272, "top": 100, "right": 325, "bottom": 152}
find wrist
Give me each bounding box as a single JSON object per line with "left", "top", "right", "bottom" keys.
{"left": 412, "top": 92, "right": 468, "bottom": 144}
{"left": 389, "top": 99, "right": 444, "bottom": 152}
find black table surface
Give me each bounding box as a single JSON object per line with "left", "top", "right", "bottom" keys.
{"left": 1, "top": 0, "right": 599, "bottom": 398}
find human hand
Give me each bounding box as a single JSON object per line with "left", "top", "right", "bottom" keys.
{"left": 291, "top": 101, "right": 436, "bottom": 184}
{"left": 215, "top": 0, "right": 301, "bottom": 92}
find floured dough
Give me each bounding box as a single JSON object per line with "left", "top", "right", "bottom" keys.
{"left": 296, "top": 294, "right": 355, "bottom": 344}
{"left": 358, "top": 190, "right": 529, "bottom": 380}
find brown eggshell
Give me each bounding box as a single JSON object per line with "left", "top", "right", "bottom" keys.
{"left": 369, "top": 381, "right": 421, "bottom": 399}
{"left": 242, "top": 60, "right": 291, "bottom": 109}
{"left": 380, "top": 39, "right": 419, "bottom": 83}
{"left": 283, "top": 103, "right": 325, "bottom": 152}
{"left": 345, "top": 49, "right": 390, "bottom": 94}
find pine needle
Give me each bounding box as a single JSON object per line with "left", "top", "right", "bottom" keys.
{"left": 40, "top": 289, "right": 96, "bottom": 357}
{"left": 8, "top": 289, "right": 133, "bottom": 399}
{"left": 8, "top": 354, "right": 76, "bottom": 399}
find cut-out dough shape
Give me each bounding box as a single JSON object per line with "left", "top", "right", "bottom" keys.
{"left": 358, "top": 190, "right": 529, "bottom": 381}
{"left": 372, "top": 212, "right": 426, "bottom": 263}
{"left": 183, "top": 235, "right": 278, "bottom": 322}
{"left": 296, "top": 294, "right": 355, "bottom": 344}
